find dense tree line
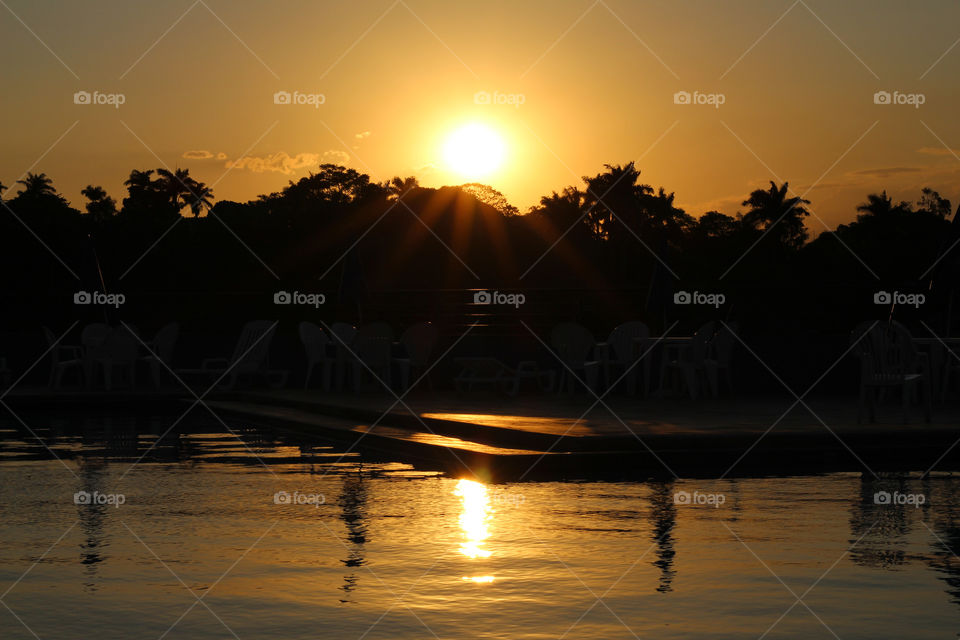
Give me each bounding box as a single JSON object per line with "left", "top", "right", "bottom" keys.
{"left": 1, "top": 163, "right": 957, "bottom": 338}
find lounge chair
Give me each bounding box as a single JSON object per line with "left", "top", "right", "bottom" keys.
{"left": 453, "top": 357, "right": 554, "bottom": 395}
{"left": 178, "top": 321, "right": 284, "bottom": 390}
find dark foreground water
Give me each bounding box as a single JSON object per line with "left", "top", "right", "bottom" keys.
{"left": 1, "top": 416, "right": 960, "bottom": 639}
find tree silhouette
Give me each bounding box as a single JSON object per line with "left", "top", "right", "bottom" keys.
{"left": 460, "top": 183, "right": 519, "bottom": 216}
{"left": 81, "top": 185, "right": 117, "bottom": 222}
{"left": 855, "top": 190, "right": 910, "bottom": 220}
{"left": 16, "top": 172, "right": 58, "bottom": 200}
{"left": 742, "top": 181, "right": 810, "bottom": 250}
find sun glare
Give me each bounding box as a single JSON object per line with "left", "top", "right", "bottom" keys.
{"left": 443, "top": 123, "right": 506, "bottom": 179}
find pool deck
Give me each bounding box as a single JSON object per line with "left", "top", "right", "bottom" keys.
{"left": 7, "top": 387, "right": 960, "bottom": 480}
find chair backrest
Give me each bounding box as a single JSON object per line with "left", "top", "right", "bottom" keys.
{"left": 330, "top": 322, "right": 357, "bottom": 347}
{"left": 43, "top": 327, "right": 63, "bottom": 365}
{"left": 607, "top": 321, "right": 649, "bottom": 362}
{"left": 298, "top": 321, "right": 329, "bottom": 361}
{"left": 850, "top": 321, "right": 917, "bottom": 379}
{"left": 551, "top": 322, "right": 596, "bottom": 363}
{"left": 151, "top": 323, "right": 180, "bottom": 363}
{"left": 81, "top": 323, "right": 112, "bottom": 359}
{"left": 230, "top": 321, "right": 277, "bottom": 372}
{"left": 103, "top": 328, "right": 139, "bottom": 362}
{"left": 711, "top": 321, "right": 739, "bottom": 364}
{"left": 81, "top": 323, "right": 111, "bottom": 347}
{"left": 357, "top": 322, "right": 394, "bottom": 342}
{"left": 686, "top": 321, "right": 716, "bottom": 363}
{"left": 400, "top": 322, "right": 438, "bottom": 366}
{"left": 354, "top": 336, "right": 392, "bottom": 368}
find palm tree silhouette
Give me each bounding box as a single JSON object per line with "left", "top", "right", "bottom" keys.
{"left": 742, "top": 181, "right": 810, "bottom": 249}
{"left": 155, "top": 168, "right": 193, "bottom": 211}
{"left": 387, "top": 176, "right": 419, "bottom": 200}
{"left": 81, "top": 185, "right": 117, "bottom": 221}
{"left": 16, "top": 172, "right": 57, "bottom": 199}
{"left": 184, "top": 178, "right": 214, "bottom": 216}
{"left": 856, "top": 191, "right": 910, "bottom": 220}
{"left": 581, "top": 162, "right": 652, "bottom": 241}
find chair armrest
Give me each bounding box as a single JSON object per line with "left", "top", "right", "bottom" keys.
{"left": 59, "top": 345, "right": 83, "bottom": 359}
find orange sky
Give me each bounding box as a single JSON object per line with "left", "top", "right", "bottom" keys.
{"left": 3, "top": 0, "right": 960, "bottom": 229}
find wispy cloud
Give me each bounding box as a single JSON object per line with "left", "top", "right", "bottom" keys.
{"left": 321, "top": 150, "right": 350, "bottom": 165}
{"left": 849, "top": 167, "right": 923, "bottom": 178}
{"left": 183, "top": 149, "right": 215, "bottom": 160}
{"left": 917, "top": 146, "right": 960, "bottom": 157}
{"left": 226, "top": 151, "right": 319, "bottom": 174}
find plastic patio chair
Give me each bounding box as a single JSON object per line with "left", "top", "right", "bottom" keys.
{"left": 602, "top": 321, "right": 652, "bottom": 396}
{"left": 850, "top": 321, "right": 931, "bottom": 423}
{"left": 299, "top": 321, "right": 334, "bottom": 390}
{"left": 139, "top": 322, "right": 179, "bottom": 390}
{"left": 394, "top": 322, "right": 439, "bottom": 391}
{"left": 43, "top": 326, "right": 84, "bottom": 390}
{"left": 664, "top": 321, "right": 716, "bottom": 399}
{"left": 550, "top": 322, "right": 600, "bottom": 394}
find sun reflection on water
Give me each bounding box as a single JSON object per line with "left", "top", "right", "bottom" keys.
{"left": 455, "top": 478, "right": 492, "bottom": 559}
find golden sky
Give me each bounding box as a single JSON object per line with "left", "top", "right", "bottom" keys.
{"left": 3, "top": 0, "right": 960, "bottom": 228}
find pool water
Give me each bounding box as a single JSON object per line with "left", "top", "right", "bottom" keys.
{"left": 1, "top": 418, "right": 959, "bottom": 639}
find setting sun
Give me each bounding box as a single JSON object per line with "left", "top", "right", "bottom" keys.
{"left": 443, "top": 123, "right": 506, "bottom": 180}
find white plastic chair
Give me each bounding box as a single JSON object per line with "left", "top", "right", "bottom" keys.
{"left": 550, "top": 322, "right": 600, "bottom": 394}
{"left": 603, "top": 321, "right": 651, "bottom": 395}
{"left": 81, "top": 323, "right": 112, "bottom": 390}
{"left": 329, "top": 322, "right": 357, "bottom": 390}
{"left": 351, "top": 336, "right": 393, "bottom": 393}
{"left": 704, "top": 321, "right": 738, "bottom": 396}
{"left": 394, "top": 322, "right": 439, "bottom": 390}
{"left": 299, "top": 321, "right": 334, "bottom": 390}
{"left": 850, "top": 322, "right": 931, "bottom": 423}
{"left": 43, "top": 326, "right": 84, "bottom": 390}
{"left": 89, "top": 329, "right": 139, "bottom": 391}
{"left": 664, "top": 321, "right": 715, "bottom": 399}
{"left": 140, "top": 323, "right": 179, "bottom": 390}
